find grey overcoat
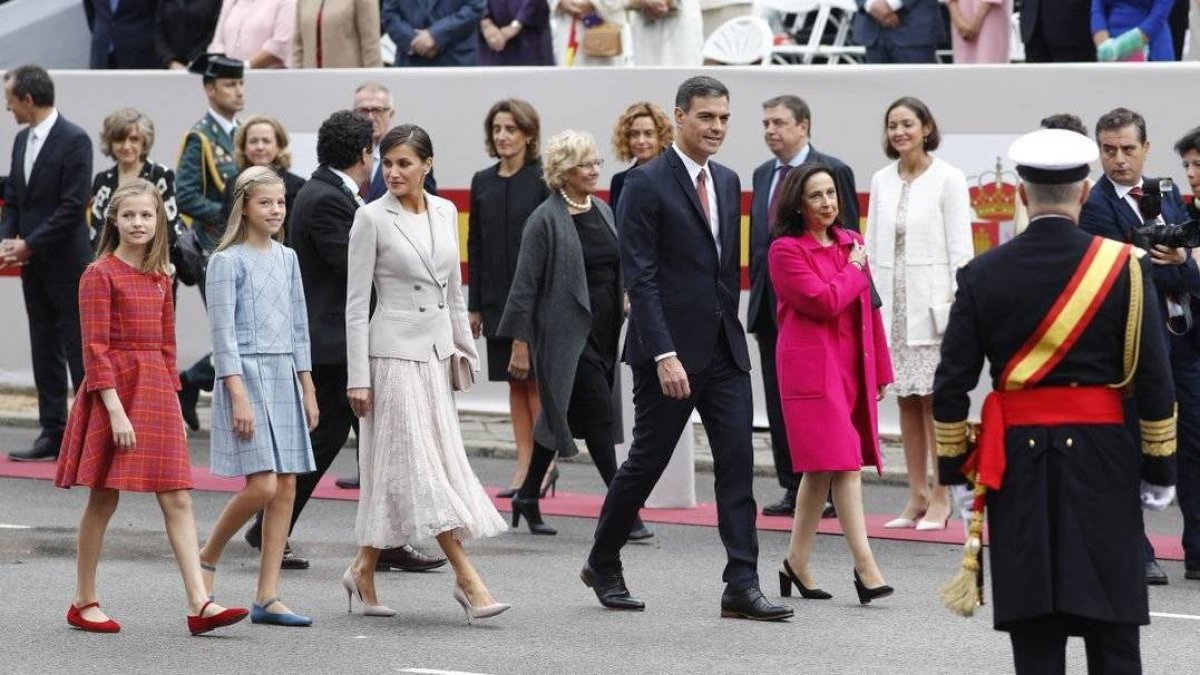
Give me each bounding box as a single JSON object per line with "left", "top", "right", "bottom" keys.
{"left": 497, "top": 192, "right": 624, "bottom": 458}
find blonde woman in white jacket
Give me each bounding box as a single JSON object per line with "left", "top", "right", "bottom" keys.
{"left": 865, "top": 97, "right": 973, "bottom": 532}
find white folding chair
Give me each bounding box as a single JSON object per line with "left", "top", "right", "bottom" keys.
{"left": 815, "top": 0, "right": 865, "bottom": 64}
{"left": 702, "top": 15, "right": 776, "bottom": 65}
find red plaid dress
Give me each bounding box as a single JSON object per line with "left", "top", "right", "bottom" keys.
{"left": 55, "top": 256, "right": 192, "bottom": 492}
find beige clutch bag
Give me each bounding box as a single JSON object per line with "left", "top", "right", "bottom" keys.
{"left": 450, "top": 353, "right": 475, "bottom": 392}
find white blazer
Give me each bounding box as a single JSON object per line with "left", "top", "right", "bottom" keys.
{"left": 345, "top": 191, "right": 477, "bottom": 389}
{"left": 865, "top": 156, "right": 974, "bottom": 347}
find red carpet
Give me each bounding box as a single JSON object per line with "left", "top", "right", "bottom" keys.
{"left": 2, "top": 457, "right": 1184, "bottom": 560}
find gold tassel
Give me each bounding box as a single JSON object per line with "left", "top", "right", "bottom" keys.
{"left": 938, "top": 480, "right": 987, "bottom": 618}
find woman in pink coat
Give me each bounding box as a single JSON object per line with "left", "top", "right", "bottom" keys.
{"left": 769, "top": 164, "right": 895, "bottom": 605}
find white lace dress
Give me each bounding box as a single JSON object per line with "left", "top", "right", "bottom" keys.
{"left": 888, "top": 181, "right": 942, "bottom": 397}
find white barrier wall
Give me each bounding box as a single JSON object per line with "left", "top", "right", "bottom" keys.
{"left": 2, "top": 64, "right": 1199, "bottom": 435}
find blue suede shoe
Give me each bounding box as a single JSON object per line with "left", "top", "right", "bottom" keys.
{"left": 250, "top": 597, "right": 312, "bottom": 627}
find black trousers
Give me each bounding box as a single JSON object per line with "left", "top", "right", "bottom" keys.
{"left": 1023, "top": 23, "right": 1096, "bottom": 63}
{"left": 1009, "top": 614, "right": 1141, "bottom": 675}
{"left": 182, "top": 271, "right": 214, "bottom": 391}
{"left": 22, "top": 274, "right": 84, "bottom": 437}
{"left": 754, "top": 324, "right": 798, "bottom": 493}
{"left": 589, "top": 329, "right": 759, "bottom": 591}
{"left": 278, "top": 362, "right": 357, "bottom": 534}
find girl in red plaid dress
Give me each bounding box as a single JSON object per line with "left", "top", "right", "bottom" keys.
{"left": 55, "top": 179, "right": 248, "bottom": 636}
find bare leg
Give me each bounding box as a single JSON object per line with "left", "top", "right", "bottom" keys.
{"left": 256, "top": 474, "right": 297, "bottom": 613}
{"left": 895, "top": 395, "right": 931, "bottom": 520}
{"left": 829, "top": 472, "right": 886, "bottom": 587}
{"left": 784, "top": 471, "right": 834, "bottom": 588}
{"left": 921, "top": 395, "right": 951, "bottom": 524}
{"left": 157, "top": 489, "right": 234, "bottom": 617}
{"left": 351, "top": 546, "right": 384, "bottom": 606}
{"left": 197, "top": 472, "right": 277, "bottom": 597}
{"left": 73, "top": 488, "right": 119, "bottom": 623}
{"left": 507, "top": 381, "right": 535, "bottom": 488}
{"left": 436, "top": 531, "right": 496, "bottom": 606}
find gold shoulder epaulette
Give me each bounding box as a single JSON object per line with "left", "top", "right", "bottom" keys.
{"left": 935, "top": 419, "right": 970, "bottom": 457}
{"left": 1140, "top": 408, "right": 1177, "bottom": 458}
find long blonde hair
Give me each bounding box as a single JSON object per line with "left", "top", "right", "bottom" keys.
{"left": 95, "top": 179, "right": 170, "bottom": 275}
{"left": 217, "top": 166, "right": 286, "bottom": 252}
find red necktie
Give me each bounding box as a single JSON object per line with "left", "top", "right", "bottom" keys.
{"left": 767, "top": 164, "right": 793, "bottom": 225}
{"left": 697, "top": 167, "right": 712, "bottom": 224}
{"left": 1129, "top": 186, "right": 1144, "bottom": 200}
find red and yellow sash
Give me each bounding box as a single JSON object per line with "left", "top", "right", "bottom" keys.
{"left": 970, "top": 236, "right": 1135, "bottom": 489}
{"left": 999, "top": 237, "right": 1133, "bottom": 391}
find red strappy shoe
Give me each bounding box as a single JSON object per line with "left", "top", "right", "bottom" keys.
{"left": 187, "top": 600, "right": 249, "bottom": 636}
{"left": 67, "top": 602, "right": 121, "bottom": 633}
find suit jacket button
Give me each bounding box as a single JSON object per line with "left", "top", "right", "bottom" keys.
{"left": 414, "top": 285, "right": 422, "bottom": 291}
{"left": 419, "top": 306, "right": 426, "bottom": 312}
{"left": 1066, "top": 437, "right": 1074, "bottom": 448}
{"left": 1028, "top": 438, "right": 1036, "bottom": 448}
{"left": 438, "top": 303, "right": 445, "bottom": 309}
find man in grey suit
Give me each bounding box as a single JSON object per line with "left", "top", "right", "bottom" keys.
{"left": 853, "top": 0, "right": 942, "bottom": 64}
{"left": 750, "top": 95, "right": 857, "bottom": 517}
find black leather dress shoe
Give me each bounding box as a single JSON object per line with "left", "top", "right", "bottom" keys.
{"left": 8, "top": 435, "right": 61, "bottom": 462}
{"left": 281, "top": 542, "right": 310, "bottom": 570}
{"left": 720, "top": 586, "right": 794, "bottom": 621}
{"left": 1186, "top": 560, "right": 1200, "bottom": 581}
{"left": 376, "top": 545, "right": 447, "bottom": 572}
{"left": 334, "top": 476, "right": 360, "bottom": 489}
{"left": 177, "top": 374, "right": 200, "bottom": 431}
{"left": 244, "top": 521, "right": 262, "bottom": 550}
{"left": 1146, "top": 559, "right": 1169, "bottom": 585}
{"left": 581, "top": 564, "right": 645, "bottom": 611}
{"left": 821, "top": 501, "right": 837, "bottom": 519}
{"left": 762, "top": 493, "right": 796, "bottom": 517}
{"left": 627, "top": 517, "right": 654, "bottom": 542}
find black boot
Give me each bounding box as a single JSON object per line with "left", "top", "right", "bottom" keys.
{"left": 178, "top": 372, "right": 200, "bottom": 431}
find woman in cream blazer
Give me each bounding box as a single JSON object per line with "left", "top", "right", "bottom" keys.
{"left": 344, "top": 125, "right": 508, "bottom": 623}
{"left": 292, "top": 0, "right": 383, "bottom": 68}
{"left": 865, "top": 97, "right": 973, "bottom": 533}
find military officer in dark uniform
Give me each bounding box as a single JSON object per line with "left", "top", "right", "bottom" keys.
{"left": 933, "top": 129, "right": 1178, "bottom": 675}
{"left": 175, "top": 53, "right": 243, "bottom": 432}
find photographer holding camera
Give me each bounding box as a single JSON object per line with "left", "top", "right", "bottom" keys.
{"left": 1081, "top": 107, "right": 1200, "bottom": 586}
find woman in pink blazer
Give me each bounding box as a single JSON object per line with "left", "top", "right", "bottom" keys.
{"left": 769, "top": 163, "right": 895, "bottom": 605}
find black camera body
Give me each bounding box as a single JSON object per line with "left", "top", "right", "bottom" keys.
{"left": 1131, "top": 178, "right": 1200, "bottom": 250}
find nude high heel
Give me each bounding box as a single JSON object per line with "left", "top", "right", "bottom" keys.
{"left": 453, "top": 586, "right": 510, "bottom": 625}
{"left": 342, "top": 566, "right": 397, "bottom": 617}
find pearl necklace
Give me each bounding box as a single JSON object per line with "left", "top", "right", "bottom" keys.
{"left": 560, "top": 189, "right": 592, "bottom": 211}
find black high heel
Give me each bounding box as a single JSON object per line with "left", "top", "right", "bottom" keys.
{"left": 853, "top": 569, "right": 894, "bottom": 605}
{"left": 496, "top": 487, "right": 518, "bottom": 498}
{"left": 511, "top": 497, "right": 557, "bottom": 535}
{"left": 539, "top": 467, "right": 560, "bottom": 498}
{"left": 778, "top": 559, "right": 832, "bottom": 599}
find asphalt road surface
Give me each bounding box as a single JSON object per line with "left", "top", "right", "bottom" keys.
{"left": 1, "top": 426, "right": 1197, "bottom": 675}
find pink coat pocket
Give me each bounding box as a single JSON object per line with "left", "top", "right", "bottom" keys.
{"left": 778, "top": 346, "right": 825, "bottom": 399}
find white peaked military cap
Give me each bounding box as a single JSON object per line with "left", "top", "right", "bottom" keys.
{"left": 1008, "top": 129, "right": 1098, "bottom": 184}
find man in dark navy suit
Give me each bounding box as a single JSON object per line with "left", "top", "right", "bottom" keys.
{"left": 354, "top": 81, "right": 438, "bottom": 205}
{"left": 582, "top": 76, "right": 792, "bottom": 622}
{"left": 750, "top": 94, "right": 858, "bottom": 517}
{"left": 1, "top": 65, "right": 93, "bottom": 461}
{"left": 1020, "top": 0, "right": 1095, "bottom": 63}
{"left": 1080, "top": 107, "right": 1200, "bottom": 587}
{"left": 84, "top": 0, "right": 159, "bottom": 69}
{"left": 852, "top": 0, "right": 942, "bottom": 64}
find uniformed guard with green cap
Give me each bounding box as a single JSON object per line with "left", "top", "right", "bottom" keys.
{"left": 177, "top": 53, "right": 244, "bottom": 254}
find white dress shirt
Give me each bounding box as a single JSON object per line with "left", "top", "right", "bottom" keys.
{"left": 23, "top": 108, "right": 59, "bottom": 179}
{"left": 672, "top": 143, "right": 720, "bottom": 255}
{"left": 1112, "top": 178, "right": 1146, "bottom": 223}
{"left": 208, "top": 108, "right": 238, "bottom": 138}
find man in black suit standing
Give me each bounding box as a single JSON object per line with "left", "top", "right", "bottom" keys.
{"left": 1080, "top": 107, "right": 1200, "bottom": 587}
{"left": 1, "top": 65, "right": 93, "bottom": 461}
{"left": 242, "top": 110, "right": 446, "bottom": 573}
{"left": 582, "top": 76, "right": 792, "bottom": 622}
{"left": 1020, "top": 0, "right": 1096, "bottom": 63}
{"left": 751, "top": 95, "right": 858, "bottom": 518}
{"left": 84, "top": 0, "right": 159, "bottom": 69}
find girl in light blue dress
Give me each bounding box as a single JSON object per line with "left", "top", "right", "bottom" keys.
{"left": 197, "top": 166, "right": 319, "bottom": 627}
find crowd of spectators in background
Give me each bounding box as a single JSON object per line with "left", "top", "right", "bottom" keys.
{"left": 74, "top": 0, "right": 1200, "bottom": 70}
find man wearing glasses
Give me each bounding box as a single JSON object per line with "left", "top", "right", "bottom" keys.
{"left": 353, "top": 81, "right": 438, "bottom": 203}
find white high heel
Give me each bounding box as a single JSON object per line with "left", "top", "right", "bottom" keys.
{"left": 342, "top": 566, "right": 397, "bottom": 617}
{"left": 453, "top": 586, "right": 510, "bottom": 625}
{"left": 882, "top": 517, "right": 919, "bottom": 529}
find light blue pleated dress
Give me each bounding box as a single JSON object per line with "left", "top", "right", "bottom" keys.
{"left": 207, "top": 241, "right": 316, "bottom": 477}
